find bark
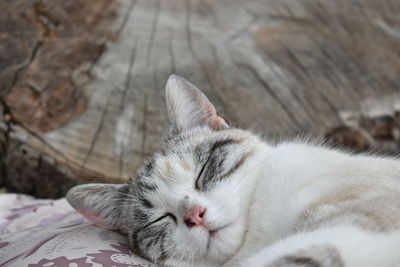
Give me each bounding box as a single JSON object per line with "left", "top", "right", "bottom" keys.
{"left": 1, "top": 0, "right": 400, "bottom": 197}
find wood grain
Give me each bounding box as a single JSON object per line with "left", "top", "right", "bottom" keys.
{"left": 1, "top": 0, "right": 400, "bottom": 197}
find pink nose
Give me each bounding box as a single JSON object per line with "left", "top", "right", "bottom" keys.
{"left": 184, "top": 205, "right": 206, "bottom": 228}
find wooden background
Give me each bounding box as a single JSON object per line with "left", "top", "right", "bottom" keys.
{"left": 1, "top": 0, "right": 400, "bottom": 197}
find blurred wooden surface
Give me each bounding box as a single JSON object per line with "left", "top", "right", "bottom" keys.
{"left": 1, "top": 0, "right": 400, "bottom": 197}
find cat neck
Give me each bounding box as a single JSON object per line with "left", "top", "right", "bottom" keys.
{"left": 243, "top": 142, "right": 330, "bottom": 250}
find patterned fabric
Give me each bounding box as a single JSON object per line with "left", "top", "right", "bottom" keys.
{"left": 0, "top": 194, "right": 154, "bottom": 267}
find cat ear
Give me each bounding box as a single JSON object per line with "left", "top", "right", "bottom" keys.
{"left": 165, "top": 75, "right": 230, "bottom": 132}
{"left": 66, "top": 183, "right": 128, "bottom": 230}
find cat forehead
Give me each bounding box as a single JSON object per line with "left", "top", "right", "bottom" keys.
{"left": 165, "top": 126, "right": 257, "bottom": 150}
{"left": 134, "top": 155, "right": 193, "bottom": 189}
{"left": 153, "top": 128, "right": 259, "bottom": 180}
{"left": 155, "top": 156, "right": 193, "bottom": 181}
{"left": 134, "top": 127, "right": 260, "bottom": 188}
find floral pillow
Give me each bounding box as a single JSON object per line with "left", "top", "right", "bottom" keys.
{"left": 0, "top": 193, "right": 155, "bottom": 267}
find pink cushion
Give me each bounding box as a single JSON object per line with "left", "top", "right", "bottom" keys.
{"left": 0, "top": 193, "right": 154, "bottom": 267}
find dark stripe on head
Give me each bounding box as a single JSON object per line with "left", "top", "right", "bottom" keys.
{"left": 140, "top": 159, "right": 155, "bottom": 177}
{"left": 130, "top": 220, "right": 172, "bottom": 263}
{"left": 130, "top": 230, "right": 153, "bottom": 262}
{"left": 140, "top": 197, "right": 153, "bottom": 209}
{"left": 211, "top": 138, "right": 243, "bottom": 151}
{"left": 195, "top": 138, "right": 243, "bottom": 161}
{"left": 113, "top": 185, "right": 131, "bottom": 220}
{"left": 133, "top": 207, "right": 150, "bottom": 225}
{"left": 218, "top": 151, "right": 254, "bottom": 181}
{"left": 119, "top": 184, "right": 130, "bottom": 194}
{"left": 201, "top": 150, "right": 227, "bottom": 187}
{"left": 155, "top": 227, "right": 169, "bottom": 261}
{"left": 196, "top": 138, "right": 245, "bottom": 190}
{"left": 138, "top": 180, "right": 158, "bottom": 192}
{"left": 159, "top": 231, "right": 168, "bottom": 261}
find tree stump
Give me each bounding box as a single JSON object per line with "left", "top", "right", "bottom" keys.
{"left": 1, "top": 0, "right": 400, "bottom": 198}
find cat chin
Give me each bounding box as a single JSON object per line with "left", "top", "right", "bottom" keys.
{"left": 202, "top": 220, "right": 245, "bottom": 264}
{"left": 166, "top": 212, "right": 245, "bottom": 266}
{"left": 165, "top": 222, "right": 242, "bottom": 266}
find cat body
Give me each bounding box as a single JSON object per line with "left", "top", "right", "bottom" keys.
{"left": 230, "top": 142, "right": 400, "bottom": 266}
{"left": 67, "top": 75, "right": 400, "bottom": 267}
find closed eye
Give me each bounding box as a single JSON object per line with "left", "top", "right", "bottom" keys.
{"left": 148, "top": 213, "right": 177, "bottom": 226}
{"left": 195, "top": 138, "right": 238, "bottom": 190}
{"left": 195, "top": 155, "right": 212, "bottom": 190}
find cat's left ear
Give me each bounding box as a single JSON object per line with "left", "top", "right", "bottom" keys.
{"left": 66, "top": 183, "right": 129, "bottom": 230}
{"left": 165, "top": 75, "right": 230, "bottom": 132}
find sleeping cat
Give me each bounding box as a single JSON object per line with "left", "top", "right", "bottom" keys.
{"left": 67, "top": 75, "right": 400, "bottom": 267}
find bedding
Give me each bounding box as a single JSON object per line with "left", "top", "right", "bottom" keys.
{"left": 0, "top": 193, "right": 154, "bottom": 267}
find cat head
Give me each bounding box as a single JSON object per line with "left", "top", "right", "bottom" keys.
{"left": 67, "top": 75, "right": 266, "bottom": 265}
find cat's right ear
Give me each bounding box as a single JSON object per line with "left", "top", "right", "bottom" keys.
{"left": 66, "top": 183, "right": 129, "bottom": 230}
{"left": 165, "top": 75, "right": 230, "bottom": 132}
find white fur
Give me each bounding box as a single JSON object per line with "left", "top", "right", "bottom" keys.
{"left": 239, "top": 225, "right": 400, "bottom": 267}
{"left": 225, "top": 142, "right": 400, "bottom": 266}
